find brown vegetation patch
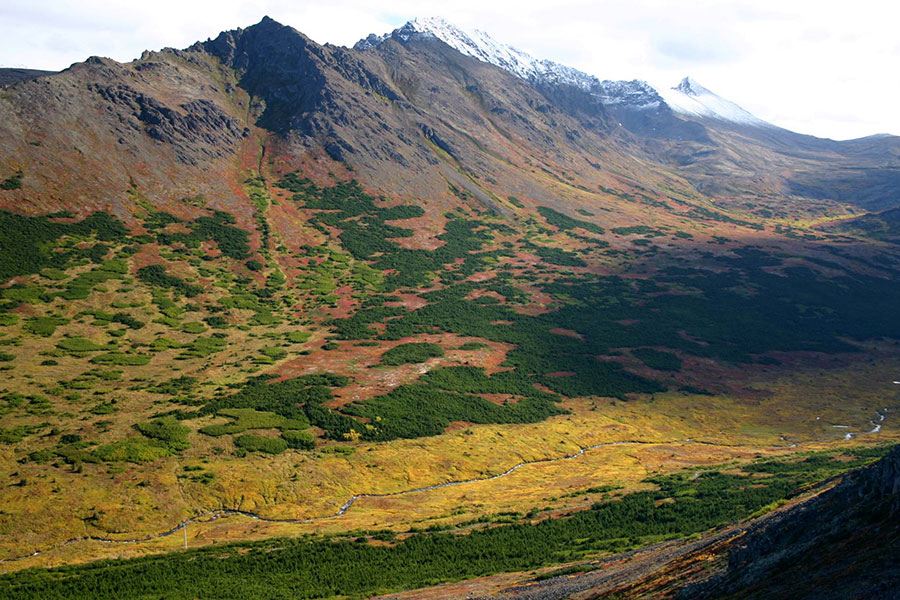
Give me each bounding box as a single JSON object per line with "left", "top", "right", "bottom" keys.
{"left": 549, "top": 327, "right": 584, "bottom": 340}
{"left": 384, "top": 293, "right": 428, "bottom": 311}
{"left": 479, "top": 393, "right": 522, "bottom": 406}
{"left": 277, "top": 333, "right": 514, "bottom": 407}
{"left": 466, "top": 270, "right": 497, "bottom": 283}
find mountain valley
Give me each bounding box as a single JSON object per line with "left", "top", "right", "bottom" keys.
{"left": 0, "top": 16, "right": 899, "bottom": 599}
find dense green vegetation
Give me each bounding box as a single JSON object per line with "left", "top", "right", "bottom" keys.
{"left": 234, "top": 434, "right": 288, "bottom": 455}
{"left": 632, "top": 348, "right": 682, "bottom": 372}
{"left": 200, "top": 374, "right": 349, "bottom": 422}
{"left": 277, "top": 176, "right": 501, "bottom": 291}
{"left": 1, "top": 447, "right": 888, "bottom": 600}
{"left": 22, "top": 316, "right": 69, "bottom": 337}
{"left": 5, "top": 179, "right": 893, "bottom": 453}
{"left": 133, "top": 417, "right": 190, "bottom": 452}
{"left": 136, "top": 265, "right": 202, "bottom": 297}
{"left": 0, "top": 170, "right": 23, "bottom": 190}
{"left": 333, "top": 282, "right": 663, "bottom": 401}
{"left": 342, "top": 382, "right": 565, "bottom": 441}
{"left": 0, "top": 211, "right": 127, "bottom": 283}
{"left": 199, "top": 408, "right": 308, "bottom": 437}
{"left": 148, "top": 210, "right": 251, "bottom": 260}
{"left": 537, "top": 206, "right": 604, "bottom": 234}
{"left": 530, "top": 245, "right": 586, "bottom": 267}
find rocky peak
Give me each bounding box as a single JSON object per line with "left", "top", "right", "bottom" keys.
{"left": 674, "top": 76, "right": 708, "bottom": 96}
{"left": 196, "top": 17, "right": 328, "bottom": 132}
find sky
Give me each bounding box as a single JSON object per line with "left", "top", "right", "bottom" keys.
{"left": 1, "top": 0, "right": 897, "bottom": 140}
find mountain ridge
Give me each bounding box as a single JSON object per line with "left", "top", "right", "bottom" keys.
{"left": 355, "top": 18, "right": 774, "bottom": 130}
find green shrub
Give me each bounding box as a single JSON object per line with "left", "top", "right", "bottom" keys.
{"left": 111, "top": 312, "right": 145, "bottom": 329}
{"left": 282, "top": 429, "right": 315, "bottom": 450}
{"left": 177, "top": 336, "right": 226, "bottom": 358}
{"left": 0, "top": 210, "right": 127, "bottom": 283}
{"left": 180, "top": 321, "right": 208, "bottom": 334}
{"left": 24, "top": 316, "right": 69, "bottom": 337}
{"left": 286, "top": 330, "right": 311, "bottom": 343}
{"left": 90, "top": 353, "right": 151, "bottom": 366}
{"left": 94, "top": 437, "right": 171, "bottom": 463}
{"left": 57, "top": 337, "right": 107, "bottom": 353}
{"left": 537, "top": 206, "right": 604, "bottom": 234}
{"left": 137, "top": 265, "right": 202, "bottom": 297}
{"left": 380, "top": 342, "right": 444, "bottom": 365}
{"left": 198, "top": 408, "right": 308, "bottom": 436}
{"left": 0, "top": 425, "right": 36, "bottom": 444}
{"left": 234, "top": 434, "right": 287, "bottom": 455}
{"left": 90, "top": 401, "right": 117, "bottom": 415}
{"left": 0, "top": 172, "right": 23, "bottom": 190}
{"left": 257, "top": 346, "right": 287, "bottom": 362}
{"left": 134, "top": 417, "right": 190, "bottom": 451}
{"left": 204, "top": 316, "right": 228, "bottom": 328}
{"left": 532, "top": 246, "right": 586, "bottom": 267}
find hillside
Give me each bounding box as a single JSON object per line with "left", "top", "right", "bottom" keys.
{"left": 0, "top": 15, "right": 899, "bottom": 598}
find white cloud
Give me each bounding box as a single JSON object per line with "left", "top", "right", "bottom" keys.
{"left": 1, "top": 0, "right": 897, "bottom": 139}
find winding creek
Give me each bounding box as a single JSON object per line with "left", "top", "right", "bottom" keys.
{"left": 0, "top": 439, "right": 688, "bottom": 564}
{"left": 0, "top": 408, "right": 892, "bottom": 566}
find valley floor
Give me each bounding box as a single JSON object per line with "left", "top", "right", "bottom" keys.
{"left": 2, "top": 352, "right": 897, "bottom": 573}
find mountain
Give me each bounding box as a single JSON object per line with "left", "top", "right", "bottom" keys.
{"left": 0, "top": 15, "right": 899, "bottom": 599}
{"left": 354, "top": 17, "right": 900, "bottom": 211}
{"left": 356, "top": 18, "right": 766, "bottom": 129}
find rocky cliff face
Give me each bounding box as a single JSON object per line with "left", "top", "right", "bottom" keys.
{"left": 0, "top": 49, "right": 248, "bottom": 218}
{"left": 682, "top": 446, "right": 900, "bottom": 599}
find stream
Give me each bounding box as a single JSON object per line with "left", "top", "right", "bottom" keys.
{"left": 0, "top": 439, "right": 686, "bottom": 564}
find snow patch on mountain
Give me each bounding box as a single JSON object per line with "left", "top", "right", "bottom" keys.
{"left": 658, "top": 77, "right": 770, "bottom": 127}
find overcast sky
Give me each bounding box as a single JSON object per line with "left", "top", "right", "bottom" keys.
{"left": 1, "top": 0, "right": 896, "bottom": 140}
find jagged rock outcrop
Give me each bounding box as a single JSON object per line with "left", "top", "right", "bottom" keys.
{"left": 89, "top": 83, "right": 245, "bottom": 164}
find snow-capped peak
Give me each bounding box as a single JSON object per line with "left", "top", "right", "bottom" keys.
{"left": 659, "top": 77, "right": 770, "bottom": 127}
{"left": 675, "top": 76, "right": 710, "bottom": 96}
{"left": 356, "top": 17, "right": 603, "bottom": 91}
{"left": 355, "top": 20, "right": 770, "bottom": 128}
